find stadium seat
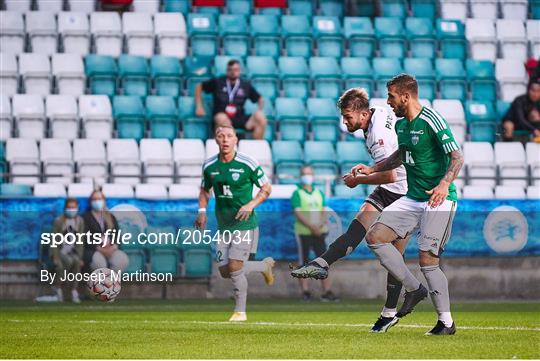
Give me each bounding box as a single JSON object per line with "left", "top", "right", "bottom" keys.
{"left": 463, "top": 142, "right": 495, "bottom": 186}
{"left": 272, "top": 140, "right": 303, "bottom": 184}
{"left": 245, "top": 99, "right": 275, "bottom": 142}
{"left": 169, "top": 184, "right": 200, "bottom": 198}
{"left": 466, "top": 59, "right": 497, "bottom": 102}
{"left": 219, "top": 14, "right": 249, "bottom": 57}
{"left": 184, "top": 56, "right": 213, "bottom": 95}
{"left": 250, "top": 15, "right": 281, "bottom": 59}
{"left": 113, "top": 96, "right": 146, "bottom": 141}
{"left": 247, "top": 56, "right": 279, "bottom": 100}
{"left": 238, "top": 139, "right": 273, "bottom": 178}
{"left": 69, "top": 0, "right": 95, "bottom": 13}
{"left": 380, "top": 0, "right": 407, "bottom": 17}
{"left": 73, "top": 139, "right": 107, "bottom": 184}
{"left": 146, "top": 96, "right": 179, "bottom": 140}
{"left": 496, "top": 100, "right": 511, "bottom": 120}
{"left": 336, "top": 139, "right": 370, "bottom": 173}
{"left": 132, "top": 0, "right": 160, "bottom": 13}
{"left": 0, "top": 95, "right": 12, "bottom": 140}
{"left": 164, "top": 0, "right": 189, "bottom": 13}
{"left": 34, "top": 183, "right": 67, "bottom": 198}
{"left": 466, "top": 19, "right": 497, "bottom": 61}
{"left": 67, "top": 183, "right": 93, "bottom": 198}
{"left": 375, "top": 17, "right": 406, "bottom": 59}
{"left": 313, "top": 16, "right": 343, "bottom": 58}
{"left": 46, "top": 95, "right": 79, "bottom": 140}
{"left": 495, "top": 142, "right": 527, "bottom": 188}
{"left": 5, "top": 138, "right": 40, "bottom": 185}
{"left": 340, "top": 57, "right": 374, "bottom": 96}
{"left": 411, "top": 0, "right": 437, "bottom": 17}
{"left": 501, "top": 0, "right": 527, "bottom": 19}
{"left": 173, "top": 139, "right": 205, "bottom": 184}
{"left": 275, "top": 98, "right": 307, "bottom": 143}
{"left": 465, "top": 100, "right": 498, "bottom": 143}
{"left": 58, "top": 12, "right": 91, "bottom": 55}
{"left": 436, "top": 19, "right": 467, "bottom": 60}
{"left": 0, "top": 53, "right": 18, "bottom": 95}
{"left": 470, "top": 0, "right": 498, "bottom": 19}
{"left": 320, "top": 0, "right": 344, "bottom": 17}
{"left": 372, "top": 57, "right": 403, "bottom": 98}
{"left": 526, "top": 20, "right": 540, "bottom": 58}
{"left": 102, "top": 183, "right": 134, "bottom": 198}
{"left": 526, "top": 143, "right": 540, "bottom": 186}
{"left": 19, "top": 53, "right": 51, "bottom": 95}
{"left": 281, "top": 15, "right": 312, "bottom": 58}
{"left": 279, "top": 57, "right": 310, "bottom": 100}
{"left": 79, "top": 95, "right": 113, "bottom": 140}
{"left": 495, "top": 185, "right": 526, "bottom": 200}
{"left": 406, "top": 17, "right": 436, "bottom": 59}
{"left": 188, "top": 13, "right": 218, "bottom": 57}
{"left": 310, "top": 57, "right": 342, "bottom": 99}
{"left": 527, "top": 185, "right": 540, "bottom": 199}
{"left": 118, "top": 55, "right": 150, "bottom": 96}
{"left": 462, "top": 185, "right": 494, "bottom": 199}
{"left": 262, "top": 184, "right": 294, "bottom": 198}
{"left": 213, "top": 55, "right": 245, "bottom": 78}
{"left": 436, "top": 59, "right": 467, "bottom": 102}
{"left": 140, "top": 139, "right": 174, "bottom": 184}
{"left": 52, "top": 53, "right": 86, "bottom": 96}
{"left": 404, "top": 58, "right": 436, "bottom": 101}
{"left": 343, "top": 17, "right": 375, "bottom": 58}
{"left": 85, "top": 55, "right": 118, "bottom": 97}
{"left": 226, "top": 0, "right": 252, "bottom": 15}
{"left": 495, "top": 59, "right": 528, "bottom": 102}
{"left": 154, "top": 13, "right": 187, "bottom": 59}
{"left": 432, "top": 99, "right": 466, "bottom": 145}
{"left": 181, "top": 241, "right": 212, "bottom": 278}
{"left": 12, "top": 94, "right": 46, "bottom": 139}
{"left": 333, "top": 183, "right": 366, "bottom": 198}
{"left": 150, "top": 56, "right": 182, "bottom": 97}
{"left": 204, "top": 138, "right": 219, "bottom": 158}
{"left": 179, "top": 96, "right": 210, "bottom": 140}
{"left": 0, "top": 183, "right": 33, "bottom": 196}
{"left": 123, "top": 12, "right": 155, "bottom": 58}
{"left": 40, "top": 139, "right": 73, "bottom": 185}
{"left": 4, "top": 0, "right": 31, "bottom": 11}
{"left": 25, "top": 12, "right": 58, "bottom": 54}
{"left": 0, "top": 11, "right": 25, "bottom": 54}
{"left": 107, "top": 139, "right": 141, "bottom": 185}
{"left": 439, "top": 0, "right": 467, "bottom": 21}
{"left": 90, "top": 12, "right": 122, "bottom": 57}
{"left": 307, "top": 98, "right": 340, "bottom": 143}
{"left": 135, "top": 184, "right": 169, "bottom": 199}
{"left": 496, "top": 19, "right": 527, "bottom": 60}
{"left": 195, "top": 5, "right": 221, "bottom": 15}
{"left": 304, "top": 141, "right": 338, "bottom": 185}
{"left": 290, "top": 0, "right": 313, "bottom": 15}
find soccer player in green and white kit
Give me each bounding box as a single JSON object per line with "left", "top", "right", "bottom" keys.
{"left": 357, "top": 74, "right": 464, "bottom": 335}
{"left": 195, "top": 125, "right": 274, "bottom": 322}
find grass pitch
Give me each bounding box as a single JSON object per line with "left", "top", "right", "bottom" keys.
{"left": 1, "top": 299, "right": 539, "bottom": 359}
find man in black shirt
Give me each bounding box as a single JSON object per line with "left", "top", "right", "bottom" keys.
{"left": 195, "top": 59, "right": 268, "bottom": 140}
{"left": 503, "top": 78, "right": 540, "bottom": 142}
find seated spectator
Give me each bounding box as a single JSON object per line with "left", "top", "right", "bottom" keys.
{"left": 502, "top": 78, "right": 540, "bottom": 143}
{"left": 83, "top": 190, "right": 128, "bottom": 272}
{"left": 195, "top": 59, "right": 268, "bottom": 140}
{"left": 50, "top": 198, "right": 85, "bottom": 303}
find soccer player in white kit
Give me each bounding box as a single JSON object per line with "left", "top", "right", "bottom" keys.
{"left": 291, "top": 88, "right": 409, "bottom": 332}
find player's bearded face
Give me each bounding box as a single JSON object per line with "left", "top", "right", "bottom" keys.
{"left": 387, "top": 88, "right": 407, "bottom": 117}
{"left": 341, "top": 109, "right": 366, "bottom": 132}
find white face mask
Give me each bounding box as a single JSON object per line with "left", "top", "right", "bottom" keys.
{"left": 301, "top": 175, "right": 314, "bottom": 185}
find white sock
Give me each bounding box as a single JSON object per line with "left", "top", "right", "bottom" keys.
{"left": 313, "top": 257, "right": 329, "bottom": 268}
{"left": 381, "top": 307, "right": 397, "bottom": 318}
{"left": 243, "top": 261, "right": 267, "bottom": 274}
{"left": 439, "top": 312, "right": 453, "bottom": 327}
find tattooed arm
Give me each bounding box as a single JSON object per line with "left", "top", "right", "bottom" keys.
{"left": 426, "top": 149, "right": 464, "bottom": 208}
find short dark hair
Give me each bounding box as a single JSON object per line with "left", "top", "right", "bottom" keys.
{"left": 65, "top": 197, "right": 78, "bottom": 208}
{"left": 227, "top": 59, "right": 240, "bottom": 67}
{"left": 336, "top": 88, "right": 370, "bottom": 112}
{"left": 386, "top": 73, "right": 418, "bottom": 96}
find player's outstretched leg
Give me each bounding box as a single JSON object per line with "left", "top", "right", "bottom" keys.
{"left": 370, "top": 273, "right": 403, "bottom": 332}
{"left": 244, "top": 257, "right": 276, "bottom": 285}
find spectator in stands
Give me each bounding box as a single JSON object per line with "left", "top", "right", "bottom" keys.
{"left": 502, "top": 78, "right": 540, "bottom": 143}
{"left": 195, "top": 59, "right": 268, "bottom": 140}
{"left": 83, "top": 190, "right": 128, "bottom": 272}
{"left": 291, "top": 166, "right": 338, "bottom": 302}
{"left": 50, "top": 198, "right": 85, "bottom": 303}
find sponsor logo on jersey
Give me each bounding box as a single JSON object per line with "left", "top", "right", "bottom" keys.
{"left": 411, "top": 134, "right": 419, "bottom": 145}
{"left": 232, "top": 173, "right": 240, "bottom": 181}
{"left": 378, "top": 139, "right": 384, "bottom": 145}
{"left": 228, "top": 168, "right": 245, "bottom": 173}
{"left": 441, "top": 134, "right": 450, "bottom": 141}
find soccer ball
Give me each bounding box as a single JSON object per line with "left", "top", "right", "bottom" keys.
{"left": 87, "top": 268, "right": 121, "bottom": 302}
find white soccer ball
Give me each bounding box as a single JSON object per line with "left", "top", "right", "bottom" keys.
{"left": 87, "top": 268, "right": 121, "bottom": 302}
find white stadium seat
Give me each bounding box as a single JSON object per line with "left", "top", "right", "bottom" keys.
{"left": 0, "top": 52, "right": 19, "bottom": 95}
{"left": 466, "top": 19, "right": 497, "bottom": 61}
{"left": 6, "top": 138, "right": 40, "bottom": 185}
{"left": 496, "top": 19, "right": 527, "bottom": 60}
{"left": 37, "top": 0, "right": 64, "bottom": 12}
{"left": 419, "top": 99, "right": 431, "bottom": 108}
{"left": 78, "top": 95, "right": 113, "bottom": 140}
{"left": 12, "top": 94, "right": 46, "bottom": 139}
{"left": 169, "top": 184, "right": 199, "bottom": 199}
{"left": 46, "top": 94, "right": 79, "bottom": 140}
{"left": 4, "top": 0, "right": 31, "bottom": 12}
{"left": 238, "top": 140, "right": 273, "bottom": 179}
{"left": 526, "top": 142, "right": 540, "bottom": 186}
{"left": 0, "top": 95, "right": 12, "bottom": 140}
{"left": 495, "top": 185, "right": 526, "bottom": 199}
{"left": 0, "top": 12, "right": 25, "bottom": 54}
{"left": 67, "top": 182, "right": 94, "bottom": 198}
{"left": 39, "top": 138, "right": 74, "bottom": 185}
{"left": 107, "top": 139, "right": 140, "bottom": 185}
{"left": 73, "top": 139, "right": 107, "bottom": 184}
{"left": 527, "top": 185, "right": 540, "bottom": 199}
{"left": 58, "top": 12, "right": 91, "bottom": 55}
{"left": 90, "top": 12, "right": 122, "bottom": 57}
{"left": 132, "top": 0, "right": 160, "bottom": 13}
{"left": 495, "top": 59, "right": 528, "bottom": 102}
{"left": 18, "top": 53, "right": 51, "bottom": 95}
{"left": 52, "top": 53, "right": 86, "bottom": 95}
{"left": 173, "top": 139, "right": 204, "bottom": 185}
{"left": 440, "top": 0, "right": 468, "bottom": 21}
{"left": 432, "top": 99, "right": 466, "bottom": 145}
{"left": 154, "top": 13, "right": 187, "bottom": 59}
{"left": 205, "top": 139, "right": 219, "bottom": 159}
{"left": 140, "top": 139, "right": 174, "bottom": 184}
{"left": 462, "top": 185, "right": 494, "bottom": 199}
{"left": 102, "top": 183, "right": 134, "bottom": 198}
{"left": 501, "top": 0, "right": 528, "bottom": 20}
{"left": 34, "top": 183, "right": 67, "bottom": 197}
{"left": 68, "top": 0, "right": 95, "bottom": 13}
{"left": 526, "top": 20, "right": 540, "bottom": 59}
{"left": 135, "top": 184, "right": 168, "bottom": 199}
{"left": 267, "top": 184, "right": 297, "bottom": 199}
{"left": 25, "top": 11, "right": 58, "bottom": 55}
{"left": 470, "top": 0, "right": 498, "bottom": 20}
{"left": 495, "top": 142, "right": 527, "bottom": 188}
{"left": 463, "top": 142, "right": 496, "bottom": 187}
{"left": 122, "top": 12, "right": 154, "bottom": 58}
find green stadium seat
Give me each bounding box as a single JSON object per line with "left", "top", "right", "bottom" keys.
{"left": 406, "top": 18, "right": 436, "bottom": 58}
{"left": 245, "top": 99, "right": 275, "bottom": 142}
{"left": 436, "top": 19, "right": 467, "bottom": 60}
{"left": 247, "top": 56, "right": 279, "bottom": 100}
{"left": 227, "top": 0, "right": 252, "bottom": 15}
{"left": 272, "top": 140, "right": 304, "bottom": 184}
{"left": 146, "top": 96, "right": 179, "bottom": 141}
{"left": 304, "top": 141, "right": 338, "bottom": 185}
{"left": 85, "top": 55, "right": 117, "bottom": 97}
{"left": 184, "top": 56, "right": 213, "bottom": 95}
{"left": 123, "top": 249, "right": 146, "bottom": 274}
{"left": 183, "top": 248, "right": 213, "bottom": 277}
{"left": 436, "top": 59, "right": 467, "bottom": 102}
{"left": 308, "top": 98, "right": 340, "bottom": 143}
{"left": 281, "top": 15, "right": 312, "bottom": 58}
{"left": 196, "top": 6, "right": 221, "bottom": 16}
{"left": 290, "top": 0, "right": 314, "bottom": 15}
{"left": 373, "top": 57, "right": 403, "bottom": 98}
{"left": 179, "top": 96, "right": 210, "bottom": 140}
{"left": 375, "top": 17, "right": 406, "bottom": 58}
{"left": 411, "top": 0, "right": 437, "bottom": 17}
{"left": 259, "top": 7, "right": 283, "bottom": 16}
{"left": 533, "top": 1, "right": 540, "bottom": 19}
{"left": 187, "top": 13, "right": 218, "bottom": 57}
{"left": 334, "top": 184, "right": 367, "bottom": 198}
{"left": 466, "top": 59, "right": 497, "bottom": 102}
{"left": 113, "top": 96, "right": 146, "bottom": 141}
{"left": 340, "top": 57, "right": 374, "bottom": 96}
{"left": 496, "top": 100, "right": 511, "bottom": 120}
{"left": 313, "top": 16, "right": 344, "bottom": 58}
{"left": 337, "top": 140, "right": 371, "bottom": 174}
{"left": 344, "top": 17, "right": 375, "bottom": 58}
{"left": 150, "top": 56, "right": 182, "bottom": 97}
{"left": 150, "top": 249, "right": 179, "bottom": 275}
{"left": 214, "top": 56, "right": 246, "bottom": 78}
{"left": 250, "top": 15, "right": 281, "bottom": 59}
{"left": 320, "top": 0, "right": 344, "bottom": 17}
{"left": 310, "top": 57, "right": 342, "bottom": 99}
{"left": 465, "top": 100, "right": 497, "bottom": 143}
{"left": 118, "top": 55, "right": 149, "bottom": 97}
{"left": 275, "top": 97, "right": 307, "bottom": 143}
{"left": 164, "top": 0, "right": 189, "bottom": 13}
{"left": 380, "top": 0, "right": 408, "bottom": 17}
{"left": 219, "top": 15, "right": 249, "bottom": 57}
{"left": 0, "top": 183, "right": 32, "bottom": 196}
{"left": 278, "top": 57, "right": 310, "bottom": 100}
{"left": 404, "top": 58, "right": 436, "bottom": 100}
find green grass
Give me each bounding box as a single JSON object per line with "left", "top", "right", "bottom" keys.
{"left": 1, "top": 299, "right": 539, "bottom": 359}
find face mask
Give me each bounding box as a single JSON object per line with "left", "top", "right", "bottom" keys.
{"left": 91, "top": 200, "right": 104, "bottom": 211}
{"left": 65, "top": 208, "right": 78, "bottom": 218}
{"left": 301, "top": 175, "right": 313, "bottom": 185}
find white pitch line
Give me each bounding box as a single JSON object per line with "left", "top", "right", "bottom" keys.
{"left": 5, "top": 319, "right": 540, "bottom": 332}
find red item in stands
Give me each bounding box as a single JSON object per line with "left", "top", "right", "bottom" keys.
{"left": 192, "top": 0, "right": 224, "bottom": 5}
{"left": 255, "top": 0, "right": 286, "bottom": 7}
{"left": 100, "top": 0, "right": 133, "bottom": 4}
{"left": 525, "top": 58, "right": 538, "bottom": 78}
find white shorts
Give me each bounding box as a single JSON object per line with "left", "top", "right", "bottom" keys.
{"left": 376, "top": 196, "right": 457, "bottom": 256}
{"left": 216, "top": 228, "right": 259, "bottom": 267}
